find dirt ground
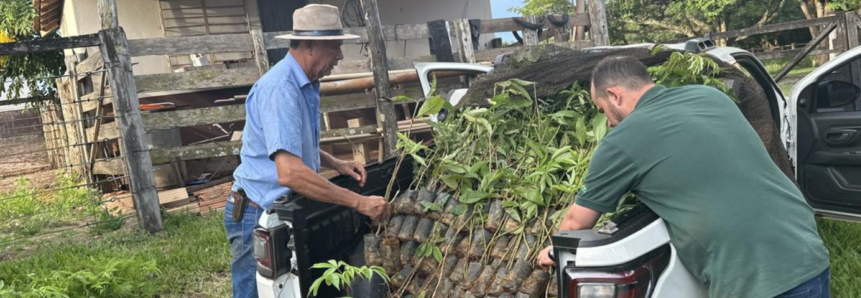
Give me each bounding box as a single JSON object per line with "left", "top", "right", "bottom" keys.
{"left": 0, "top": 135, "right": 55, "bottom": 193}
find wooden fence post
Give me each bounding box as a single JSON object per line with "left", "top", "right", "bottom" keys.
{"left": 98, "top": 0, "right": 118, "bottom": 29}
{"left": 575, "top": 0, "right": 586, "bottom": 41}
{"left": 588, "top": 0, "right": 610, "bottom": 46}
{"left": 251, "top": 29, "right": 270, "bottom": 76}
{"left": 454, "top": 19, "right": 477, "bottom": 63}
{"left": 360, "top": 0, "right": 399, "bottom": 159}
{"left": 99, "top": 28, "right": 164, "bottom": 233}
{"left": 523, "top": 16, "right": 540, "bottom": 46}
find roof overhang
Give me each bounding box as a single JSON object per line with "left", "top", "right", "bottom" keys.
{"left": 33, "top": 0, "right": 64, "bottom": 37}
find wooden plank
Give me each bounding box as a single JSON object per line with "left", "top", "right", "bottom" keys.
{"left": 158, "top": 187, "right": 192, "bottom": 208}
{"left": 87, "top": 121, "right": 118, "bottom": 140}
{"left": 753, "top": 48, "right": 841, "bottom": 60}
{"left": 588, "top": 0, "right": 610, "bottom": 46}
{"left": 146, "top": 125, "right": 379, "bottom": 164}
{"left": 75, "top": 51, "right": 103, "bottom": 74}
{"left": 93, "top": 158, "right": 125, "bottom": 175}
{"left": 362, "top": 0, "right": 399, "bottom": 159}
{"left": 348, "top": 118, "right": 370, "bottom": 165}
{"left": 127, "top": 34, "right": 252, "bottom": 57}
{"left": 99, "top": 28, "right": 163, "bottom": 233}
{"left": 776, "top": 22, "right": 838, "bottom": 82}
{"left": 134, "top": 67, "right": 259, "bottom": 93}
{"left": 81, "top": 88, "right": 112, "bottom": 112}
{"left": 0, "top": 33, "right": 100, "bottom": 55}
{"left": 142, "top": 104, "right": 246, "bottom": 131}
{"left": 251, "top": 29, "right": 270, "bottom": 76}
{"left": 167, "top": 202, "right": 200, "bottom": 214}
{"left": 710, "top": 16, "right": 840, "bottom": 40}
{"left": 479, "top": 13, "right": 589, "bottom": 34}
{"left": 847, "top": 12, "right": 860, "bottom": 49}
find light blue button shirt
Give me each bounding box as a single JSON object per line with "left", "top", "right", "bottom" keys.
{"left": 231, "top": 53, "right": 321, "bottom": 210}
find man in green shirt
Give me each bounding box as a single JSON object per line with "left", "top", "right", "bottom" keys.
{"left": 537, "top": 56, "right": 831, "bottom": 298}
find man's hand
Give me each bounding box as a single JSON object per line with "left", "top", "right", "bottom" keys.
{"left": 334, "top": 159, "right": 367, "bottom": 187}
{"left": 355, "top": 195, "right": 390, "bottom": 221}
{"left": 538, "top": 245, "right": 556, "bottom": 268}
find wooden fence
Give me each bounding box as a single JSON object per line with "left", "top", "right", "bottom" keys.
{"left": 3, "top": 0, "right": 610, "bottom": 231}
{"left": 700, "top": 11, "right": 861, "bottom": 81}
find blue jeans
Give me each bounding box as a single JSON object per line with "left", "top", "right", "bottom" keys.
{"left": 774, "top": 268, "right": 831, "bottom": 298}
{"left": 224, "top": 196, "right": 263, "bottom": 298}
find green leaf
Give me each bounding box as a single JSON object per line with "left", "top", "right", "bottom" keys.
{"left": 505, "top": 208, "right": 522, "bottom": 223}
{"left": 309, "top": 277, "right": 324, "bottom": 297}
{"left": 501, "top": 200, "right": 519, "bottom": 208}
{"left": 433, "top": 247, "right": 443, "bottom": 262}
{"left": 441, "top": 175, "right": 461, "bottom": 190}
{"left": 451, "top": 204, "right": 468, "bottom": 216}
{"left": 421, "top": 201, "right": 442, "bottom": 212}
{"left": 311, "top": 262, "right": 332, "bottom": 269}
{"left": 392, "top": 95, "right": 413, "bottom": 102}
{"left": 332, "top": 275, "right": 341, "bottom": 290}
{"left": 460, "top": 189, "right": 490, "bottom": 204}
{"left": 418, "top": 96, "right": 447, "bottom": 117}
{"left": 591, "top": 114, "right": 608, "bottom": 142}
{"left": 412, "top": 154, "right": 427, "bottom": 166}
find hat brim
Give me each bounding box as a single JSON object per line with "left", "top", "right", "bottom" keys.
{"left": 274, "top": 33, "right": 361, "bottom": 41}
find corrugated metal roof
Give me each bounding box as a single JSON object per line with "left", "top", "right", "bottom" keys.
{"left": 32, "top": 0, "right": 64, "bottom": 37}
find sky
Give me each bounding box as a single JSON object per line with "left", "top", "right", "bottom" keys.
{"left": 490, "top": 0, "right": 522, "bottom": 43}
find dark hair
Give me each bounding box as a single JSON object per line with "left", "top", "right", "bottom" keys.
{"left": 289, "top": 39, "right": 302, "bottom": 49}
{"left": 289, "top": 40, "right": 314, "bottom": 50}
{"left": 591, "top": 56, "right": 653, "bottom": 98}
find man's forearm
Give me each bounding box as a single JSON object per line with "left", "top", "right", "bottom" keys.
{"left": 278, "top": 154, "right": 359, "bottom": 208}
{"left": 557, "top": 201, "right": 603, "bottom": 232}
{"left": 320, "top": 149, "right": 339, "bottom": 169}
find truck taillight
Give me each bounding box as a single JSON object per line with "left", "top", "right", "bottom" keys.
{"left": 253, "top": 228, "right": 274, "bottom": 276}
{"left": 565, "top": 245, "right": 670, "bottom": 298}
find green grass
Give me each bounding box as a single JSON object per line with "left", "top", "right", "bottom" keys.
{"left": 762, "top": 56, "right": 819, "bottom": 77}
{"left": 0, "top": 205, "right": 858, "bottom": 297}
{"left": 0, "top": 212, "right": 231, "bottom": 298}
{"left": 0, "top": 173, "right": 123, "bottom": 240}
{"left": 817, "top": 218, "right": 861, "bottom": 297}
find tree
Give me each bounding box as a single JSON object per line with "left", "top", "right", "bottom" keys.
{"left": 607, "top": 0, "right": 798, "bottom": 45}
{"left": 0, "top": 0, "right": 66, "bottom": 102}
{"left": 509, "top": 0, "right": 574, "bottom": 16}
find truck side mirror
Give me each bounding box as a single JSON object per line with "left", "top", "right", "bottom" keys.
{"left": 817, "top": 80, "right": 860, "bottom": 108}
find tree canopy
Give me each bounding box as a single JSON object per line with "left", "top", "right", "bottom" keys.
{"left": 509, "top": 0, "right": 859, "bottom": 49}
{"left": 0, "top": 0, "right": 66, "bottom": 102}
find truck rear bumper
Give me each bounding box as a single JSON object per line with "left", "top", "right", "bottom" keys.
{"left": 256, "top": 272, "right": 301, "bottom": 298}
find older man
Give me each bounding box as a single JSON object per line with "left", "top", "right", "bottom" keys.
{"left": 537, "top": 56, "right": 830, "bottom": 298}
{"left": 224, "top": 4, "right": 388, "bottom": 298}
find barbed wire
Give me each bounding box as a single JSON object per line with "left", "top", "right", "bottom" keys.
{"left": 0, "top": 142, "right": 121, "bottom": 160}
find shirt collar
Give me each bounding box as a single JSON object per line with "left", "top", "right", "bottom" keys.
{"left": 285, "top": 52, "right": 312, "bottom": 88}
{"left": 635, "top": 84, "right": 667, "bottom": 109}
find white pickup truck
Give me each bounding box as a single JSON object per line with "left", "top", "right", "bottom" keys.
{"left": 253, "top": 39, "right": 861, "bottom": 298}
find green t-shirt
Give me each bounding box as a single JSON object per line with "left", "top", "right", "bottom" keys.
{"left": 576, "top": 84, "right": 829, "bottom": 298}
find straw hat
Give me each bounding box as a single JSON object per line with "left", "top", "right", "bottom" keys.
{"left": 275, "top": 4, "right": 360, "bottom": 41}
